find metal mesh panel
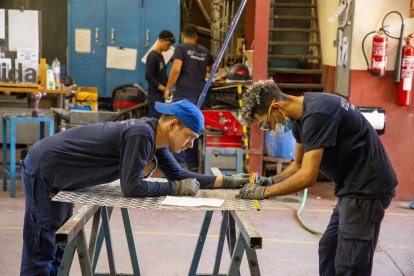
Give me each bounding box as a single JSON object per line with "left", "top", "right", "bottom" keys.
{"left": 52, "top": 180, "right": 259, "bottom": 211}
{"left": 1, "top": 108, "right": 54, "bottom": 144}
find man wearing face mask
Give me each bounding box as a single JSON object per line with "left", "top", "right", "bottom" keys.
{"left": 238, "top": 79, "right": 397, "bottom": 275}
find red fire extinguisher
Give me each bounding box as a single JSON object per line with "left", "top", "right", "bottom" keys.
{"left": 370, "top": 31, "right": 388, "bottom": 77}
{"left": 397, "top": 34, "right": 414, "bottom": 106}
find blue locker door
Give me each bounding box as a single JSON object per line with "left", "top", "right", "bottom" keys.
{"left": 141, "top": 0, "right": 180, "bottom": 91}
{"left": 68, "top": 0, "right": 107, "bottom": 97}
{"left": 105, "top": 0, "right": 142, "bottom": 98}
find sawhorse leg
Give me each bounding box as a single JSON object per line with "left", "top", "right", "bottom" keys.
{"left": 189, "top": 210, "right": 261, "bottom": 276}
{"left": 56, "top": 205, "right": 140, "bottom": 276}
{"left": 9, "top": 118, "right": 16, "bottom": 197}
{"left": 189, "top": 210, "right": 214, "bottom": 275}
{"left": 58, "top": 228, "right": 93, "bottom": 276}
{"left": 92, "top": 207, "right": 141, "bottom": 276}
{"left": 2, "top": 115, "right": 7, "bottom": 192}
{"left": 227, "top": 232, "right": 260, "bottom": 276}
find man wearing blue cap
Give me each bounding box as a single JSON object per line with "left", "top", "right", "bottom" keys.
{"left": 19, "top": 99, "right": 247, "bottom": 275}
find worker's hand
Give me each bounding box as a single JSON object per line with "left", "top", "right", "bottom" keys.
{"left": 171, "top": 178, "right": 200, "bottom": 196}
{"left": 236, "top": 184, "right": 266, "bottom": 200}
{"left": 222, "top": 174, "right": 250, "bottom": 189}
{"left": 164, "top": 89, "right": 171, "bottom": 100}
{"left": 256, "top": 176, "right": 275, "bottom": 186}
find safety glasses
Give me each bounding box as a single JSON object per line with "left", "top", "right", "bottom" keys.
{"left": 259, "top": 100, "right": 275, "bottom": 131}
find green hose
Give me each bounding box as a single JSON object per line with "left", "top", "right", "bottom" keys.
{"left": 296, "top": 188, "right": 324, "bottom": 235}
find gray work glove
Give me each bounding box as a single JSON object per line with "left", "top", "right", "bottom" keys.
{"left": 256, "top": 176, "right": 275, "bottom": 186}
{"left": 236, "top": 184, "right": 266, "bottom": 200}
{"left": 171, "top": 178, "right": 200, "bottom": 196}
{"left": 222, "top": 174, "right": 250, "bottom": 189}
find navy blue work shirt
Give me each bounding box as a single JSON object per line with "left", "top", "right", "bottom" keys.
{"left": 291, "top": 93, "right": 397, "bottom": 199}
{"left": 172, "top": 43, "right": 214, "bottom": 104}
{"left": 145, "top": 50, "right": 167, "bottom": 102}
{"left": 27, "top": 117, "right": 216, "bottom": 197}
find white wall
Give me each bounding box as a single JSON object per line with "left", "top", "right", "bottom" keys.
{"left": 318, "top": 0, "right": 414, "bottom": 70}
{"left": 317, "top": 0, "right": 339, "bottom": 66}
{"left": 352, "top": 0, "right": 414, "bottom": 70}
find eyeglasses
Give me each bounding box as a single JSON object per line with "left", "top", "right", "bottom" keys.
{"left": 259, "top": 100, "right": 275, "bottom": 131}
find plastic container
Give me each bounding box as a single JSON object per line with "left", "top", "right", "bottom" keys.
{"left": 46, "top": 66, "right": 55, "bottom": 90}
{"left": 52, "top": 58, "right": 61, "bottom": 89}
{"left": 265, "top": 129, "right": 296, "bottom": 159}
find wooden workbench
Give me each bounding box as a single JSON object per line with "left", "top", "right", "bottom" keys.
{"left": 0, "top": 82, "right": 70, "bottom": 108}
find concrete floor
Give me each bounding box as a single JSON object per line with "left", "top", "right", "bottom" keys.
{"left": 0, "top": 180, "right": 413, "bottom": 275}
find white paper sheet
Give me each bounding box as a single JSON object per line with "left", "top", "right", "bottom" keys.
{"left": 8, "top": 10, "right": 39, "bottom": 51}
{"left": 141, "top": 39, "right": 175, "bottom": 65}
{"left": 17, "top": 48, "right": 38, "bottom": 61}
{"left": 75, "top": 28, "right": 91, "bottom": 53}
{"left": 160, "top": 196, "right": 224, "bottom": 207}
{"left": 106, "top": 46, "right": 137, "bottom": 70}
{"left": 0, "top": 9, "right": 5, "bottom": 39}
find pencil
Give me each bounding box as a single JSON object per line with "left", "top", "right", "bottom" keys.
{"left": 250, "top": 172, "right": 261, "bottom": 211}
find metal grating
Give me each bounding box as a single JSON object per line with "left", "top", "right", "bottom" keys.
{"left": 1, "top": 108, "right": 54, "bottom": 144}
{"left": 52, "top": 180, "right": 259, "bottom": 211}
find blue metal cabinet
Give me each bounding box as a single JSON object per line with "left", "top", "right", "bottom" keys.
{"left": 68, "top": 0, "right": 180, "bottom": 98}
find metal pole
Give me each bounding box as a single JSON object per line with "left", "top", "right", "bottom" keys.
{"left": 197, "top": 0, "right": 247, "bottom": 108}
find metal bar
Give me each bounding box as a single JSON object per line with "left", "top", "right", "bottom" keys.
{"left": 92, "top": 207, "right": 114, "bottom": 271}
{"left": 101, "top": 206, "right": 117, "bottom": 275}
{"left": 197, "top": 0, "right": 248, "bottom": 108}
{"left": 212, "top": 211, "right": 229, "bottom": 275}
{"left": 121, "top": 208, "right": 141, "bottom": 276}
{"left": 57, "top": 239, "right": 76, "bottom": 276}
{"left": 189, "top": 211, "right": 214, "bottom": 276}
{"left": 226, "top": 213, "right": 237, "bottom": 257}
{"left": 227, "top": 232, "right": 245, "bottom": 275}
{"left": 56, "top": 205, "right": 100, "bottom": 246}
{"left": 39, "top": 121, "right": 45, "bottom": 139}
{"left": 76, "top": 229, "right": 93, "bottom": 276}
{"left": 245, "top": 245, "right": 261, "bottom": 275}
{"left": 88, "top": 208, "right": 101, "bottom": 259}
{"left": 10, "top": 118, "right": 16, "bottom": 197}
{"left": 2, "top": 115, "right": 7, "bottom": 191}
{"left": 195, "top": 0, "right": 211, "bottom": 24}
{"left": 230, "top": 211, "right": 262, "bottom": 249}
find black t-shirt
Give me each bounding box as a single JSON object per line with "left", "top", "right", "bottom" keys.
{"left": 172, "top": 43, "right": 214, "bottom": 104}
{"left": 292, "top": 93, "right": 397, "bottom": 199}
{"left": 145, "top": 50, "right": 167, "bottom": 101}
{"left": 28, "top": 118, "right": 215, "bottom": 197}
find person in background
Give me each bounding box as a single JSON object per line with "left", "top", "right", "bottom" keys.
{"left": 238, "top": 79, "right": 398, "bottom": 276}
{"left": 20, "top": 99, "right": 248, "bottom": 275}
{"left": 164, "top": 23, "right": 214, "bottom": 170}
{"left": 145, "top": 30, "right": 176, "bottom": 118}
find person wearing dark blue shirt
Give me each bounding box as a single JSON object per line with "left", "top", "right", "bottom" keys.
{"left": 238, "top": 80, "right": 398, "bottom": 276}
{"left": 145, "top": 30, "right": 175, "bottom": 118}
{"left": 164, "top": 23, "right": 214, "bottom": 104}
{"left": 19, "top": 99, "right": 248, "bottom": 276}
{"left": 163, "top": 24, "right": 214, "bottom": 170}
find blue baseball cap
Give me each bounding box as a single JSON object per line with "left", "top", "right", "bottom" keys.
{"left": 155, "top": 99, "right": 204, "bottom": 134}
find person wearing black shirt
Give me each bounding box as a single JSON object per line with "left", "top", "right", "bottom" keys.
{"left": 164, "top": 24, "right": 214, "bottom": 170}
{"left": 19, "top": 100, "right": 248, "bottom": 275}
{"left": 238, "top": 79, "right": 398, "bottom": 275}
{"left": 145, "top": 30, "right": 175, "bottom": 118}
{"left": 164, "top": 23, "right": 214, "bottom": 104}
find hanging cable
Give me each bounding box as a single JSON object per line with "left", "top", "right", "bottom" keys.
{"left": 296, "top": 188, "right": 324, "bottom": 235}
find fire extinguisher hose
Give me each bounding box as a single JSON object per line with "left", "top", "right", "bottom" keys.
{"left": 362, "top": 31, "right": 377, "bottom": 70}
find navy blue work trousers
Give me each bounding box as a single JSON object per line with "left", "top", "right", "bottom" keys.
{"left": 20, "top": 155, "right": 73, "bottom": 276}
{"left": 319, "top": 197, "right": 391, "bottom": 276}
